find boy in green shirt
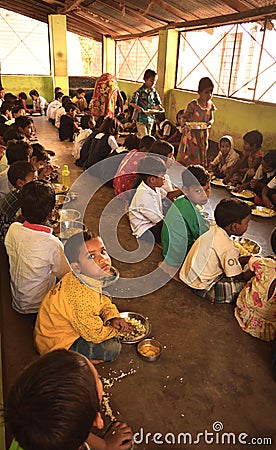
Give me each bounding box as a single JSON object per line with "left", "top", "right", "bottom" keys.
{"left": 160, "top": 165, "right": 210, "bottom": 278}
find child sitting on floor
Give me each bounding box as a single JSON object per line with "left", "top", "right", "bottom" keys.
{"left": 209, "top": 135, "right": 239, "bottom": 180}
{"left": 29, "top": 89, "right": 48, "bottom": 115}
{"left": 154, "top": 112, "right": 176, "bottom": 141}
{"left": 72, "top": 88, "right": 88, "bottom": 112}
{"left": 234, "top": 228, "right": 276, "bottom": 342}
{"left": 128, "top": 156, "right": 167, "bottom": 243}
{"left": 34, "top": 231, "right": 131, "bottom": 362}
{"left": 225, "top": 130, "right": 263, "bottom": 186}
{"left": 179, "top": 198, "right": 253, "bottom": 303}
{"left": 4, "top": 180, "right": 70, "bottom": 314}
{"left": 249, "top": 150, "right": 276, "bottom": 206}
{"left": 167, "top": 109, "right": 185, "bottom": 157}
{"left": 59, "top": 102, "right": 80, "bottom": 142}
{"left": 5, "top": 349, "right": 134, "bottom": 450}
{"left": 14, "top": 116, "right": 34, "bottom": 141}
{"left": 161, "top": 165, "right": 210, "bottom": 277}
{"left": 0, "top": 161, "right": 36, "bottom": 243}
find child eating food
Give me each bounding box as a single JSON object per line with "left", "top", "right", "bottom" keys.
{"left": 34, "top": 231, "right": 132, "bottom": 363}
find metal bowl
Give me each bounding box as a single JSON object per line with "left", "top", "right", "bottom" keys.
{"left": 233, "top": 237, "right": 261, "bottom": 255}
{"left": 137, "top": 338, "right": 162, "bottom": 362}
{"left": 56, "top": 220, "right": 87, "bottom": 240}
{"left": 119, "top": 312, "right": 151, "bottom": 344}
{"left": 55, "top": 194, "right": 70, "bottom": 208}
{"left": 60, "top": 209, "right": 81, "bottom": 221}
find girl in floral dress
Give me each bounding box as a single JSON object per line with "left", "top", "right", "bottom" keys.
{"left": 234, "top": 231, "right": 276, "bottom": 342}
{"left": 176, "top": 77, "right": 216, "bottom": 167}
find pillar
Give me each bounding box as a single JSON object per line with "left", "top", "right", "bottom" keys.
{"left": 48, "top": 15, "right": 69, "bottom": 94}
{"left": 102, "top": 36, "right": 116, "bottom": 75}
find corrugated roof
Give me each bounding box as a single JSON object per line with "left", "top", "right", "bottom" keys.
{"left": 1, "top": 0, "right": 276, "bottom": 40}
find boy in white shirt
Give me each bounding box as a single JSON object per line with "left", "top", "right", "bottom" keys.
{"left": 128, "top": 156, "right": 167, "bottom": 242}
{"left": 5, "top": 180, "right": 70, "bottom": 314}
{"left": 180, "top": 198, "right": 253, "bottom": 303}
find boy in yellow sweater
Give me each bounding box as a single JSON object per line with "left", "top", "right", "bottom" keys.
{"left": 34, "top": 231, "right": 131, "bottom": 363}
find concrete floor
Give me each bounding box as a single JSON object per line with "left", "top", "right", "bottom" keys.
{"left": 36, "top": 117, "right": 275, "bottom": 450}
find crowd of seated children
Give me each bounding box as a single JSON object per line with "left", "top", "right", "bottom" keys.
{"left": 46, "top": 91, "right": 64, "bottom": 124}
{"left": 59, "top": 102, "right": 80, "bottom": 142}
{"left": 99, "top": 134, "right": 140, "bottom": 187}
{"left": 80, "top": 116, "right": 120, "bottom": 169}
{"left": 4, "top": 349, "right": 134, "bottom": 450}
{"left": 154, "top": 112, "right": 176, "bottom": 141}
{"left": 209, "top": 135, "right": 239, "bottom": 180}
{"left": 180, "top": 198, "right": 253, "bottom": 304}
{"left": 224, "top": 129, "right": 263, "bottom": 186}
{"left": 113, "top": 135, "right": 155, "bottom": 198}
{"left": 72, "top": 88, "right": 88, "bottom": 112}
{"left": 128, "top": 156, "right": 167, "bottom": 243}
{"left": 55, "top": 95, "right": 71, "bottom": 129}
{"left": 177, "top": 77, "right": 215, "bottom": 167}
{"left": 167, "top": 109, "right": 185, "bottom": 156}
{"left": 0, "top": 161, "right": 36, "bottom": 243}
{"left": 4, "top": 180, "right": 70, "bottom": 314}
{"left": 160, "top": 165, "right": 210, "bottom": 278}
{"left": 249, "top": 150, "right": 276, "bottom": 206}
{"left": 234, "top": 229, "right": 276, "bottom": 343}
{"left": 34, "top": 230, "right": 132, "bottom": 363}
{"left": 29, "top": 89, "right": 48, "bottom": 115}
{"left": 130, "top": 69, "right": 164, "bottom": 138}
{"left": 72, "top": 115, "right": 95, "bottom": 161}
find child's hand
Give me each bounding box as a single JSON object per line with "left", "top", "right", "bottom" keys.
{"left": 104, "top": 422, "right": 133, "bottom": 450}
{"left": 109, "top": 318, "right": 133, "bottom": 333}
{"left": 250, "top": 179, "right": 257, "bottom": 188}
{"left": 263, "top": 196, "right": 274, "bottom": 210}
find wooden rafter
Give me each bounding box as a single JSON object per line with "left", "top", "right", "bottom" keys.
{"left": 73, "top": 10, "right": 120, "bottom": 38}
{"left": 110, "top": 0, "right": 173, "bottom": 24}
{"left": 152, "top": 0, "right": 198, "bottom": 21}
{"left": 59, "top": 0, "right": 83, "bottom": 14}
{"left": 77, "top": 6, "right": 138, "bottom": 34}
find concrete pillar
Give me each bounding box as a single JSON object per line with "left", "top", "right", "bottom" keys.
{"left": 102, "top": 36, "right": 116, "bottom": 75}
{"left": 48, "top": 15, "right": 69, "bottom": 94}
{"left": 156, "top": 29, "right": 178, "bottom": 106}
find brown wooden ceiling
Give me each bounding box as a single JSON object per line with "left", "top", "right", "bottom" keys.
{"left": 1, "top": 0, "right": 276, "bottom": 41}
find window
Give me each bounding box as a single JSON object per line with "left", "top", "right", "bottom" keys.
{"left": 0, "top": 8, "right": 50, "bottom": 75}
{"left": 176, "top": 20, "right": 276, "bottom": 104}
{"left": 67, "top": 32, "right": 102, "bottom": 76}
{"left": 116, "top": 36, "right": 158, "bottom": 82}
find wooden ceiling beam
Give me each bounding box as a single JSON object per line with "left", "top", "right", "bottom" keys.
{"left": 72, "top": 10, "right": 121, "bottom": 37}
{"left": 77, "top": 6, "right": 137, "bottom": 34}
{"left": 59, "top": 0, "right": 83, "bottom": 14}
{"left": 152, "top": 0, "right": 198, "bottom": 21}
{"left": 111, "top": 0, "right": 171, "bottom": 24}
{"left": 222, "top": 0, "right": 253, "bottom": 13}
{"left": 115, "top": 4, "right": 276, "bottom": 40}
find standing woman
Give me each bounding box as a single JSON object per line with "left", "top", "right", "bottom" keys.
{"left": 91, "top": 73, "right": 123, "bottom": 120}
{"left": 177, "top": 77, "right": 216, "bottom": 167}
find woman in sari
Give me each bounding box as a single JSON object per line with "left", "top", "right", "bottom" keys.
{"left": 91, "top": 73, "right": 123, "bottom": 119}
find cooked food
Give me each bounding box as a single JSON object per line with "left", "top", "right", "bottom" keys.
{"left": 120, "top": 317, "right": 146, "bottom": 341}
{"left": 252, "top": 207, "right": 276, "bottom": 217}
{"left": 234, "top": 239, "right": 260, "bottom": 255}
{"left": 211, "top": 178, "right": 226, "bottom": 186}
{"left": 232, "top": 189, "right": 255, "bottom": 199}
{"left": 139, "top": 344, "right": 160, "bottom": 357}
{"left": 53, "top": 183, "right": 68, "bottom": 194}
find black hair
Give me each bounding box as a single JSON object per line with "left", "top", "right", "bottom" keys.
{"left": 262, "top": 150, "right": 276, "bottom": 170}
{"left": 4, "top": 93, "right": 17, "bottom": 103}
{"left": 64, "top": 230, "right": 98, "bottom": 263}
{"left": 271, "top": 228, "right": 276, "bottom": 254}
{"left": 123, "top": 134, "right": 140, "bottom": 150}
{"left": 8, "top": 161, "right": 35, "bottom": 187}
{"left": 176, "top": 109, "right": 185, "bottom": 122}
{"left": 54, "top": 87, "right": 62, "bottom": 94}
{"left": 120, "top": 91, "right": 127, "bottom": 103}
{"left": 12, "top": 104, "right": 25, "bottom": 116}
{"left": 31, "top": 143, "right": 49, "bottom": 162}
{"left": 29, "top": 89, "right": 39, "bottom": 97}
{"left": 182, "top": 165, "right": 210, "bottom": 188}
{"left": 0, "top": 101, "right": 12, "bottom": 115}
{"left": 3, "top": 128, "right": 25, "bottom": 144}
{"left": 98, "top": 116, "right": 121, "bottom": 136}
{"left": 18, "top": 92, "right": 27, "bottom": 100}
{"left": 77, "top": 88, "right": 86, "bottom": 95}
{"left": 155, "top": 112, "right": 166, "bottom": 122}
{"left": 6, "top": 140, "right": 32, "bottom": 165}
{"left": 54, "top": 92, "right": 64, "bottom": 101}
{"left": 0, "top": 123, "right": 9, "bottom": 138}
{"left": 65, "top": 102, "right": 77, "bottom": 113}
{"left": 80, "top": 114, "right": 93, "bottom": 130}
{"left": 149, "top": 140, "right": 174, "bottom": 158}
{"left": 15, "top": 116, "right": 33, "bottom": 130}
{"left": 138, "top": 155, "right": 166, "bottom": 183}
{"left": 219, "top": 137, "right": 231, "bottom": 146}
{"left": 214, "top": 198, "right": 251, "bottom": 228}
{"left": 144, "top": 69, "right": 157, "bottom": 80}
{"left": 4, "top": 349, "right": 100, "bottom": 450}
{"left": 95, "top": 116, "right": 105, "bottom": 130}
{"left": 62, "top": 95, "right": 71, "bottom": 107}
{"left": 139, "top": 135, "right": 155, "bottom": 150}
{"left": 243, "top": 130, "right": 263, "bottom": 148}
{"left": 198, "top": 77, "right": 214, "bottom": 93}
{"left": 20, "top": 180, "right": 55, "bottom": 224}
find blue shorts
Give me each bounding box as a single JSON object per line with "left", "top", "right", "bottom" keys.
{"left": 69, "top": 336, "right": 121, "bottom": 362}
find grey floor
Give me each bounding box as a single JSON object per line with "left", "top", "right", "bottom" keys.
{"left": 36, "top": 117, "right": 276, "bottom": 450}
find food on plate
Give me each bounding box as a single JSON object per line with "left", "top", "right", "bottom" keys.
{"left": 139, "top": 344, "right": 160, "bottom": 357}
{"left": 234, "top": 238, "right": 260, "bottom": 255}
{"left": 231, "top": 189, "right": 255, "bottom": 199}
{"left": 119, "top": 317, "right": 146, "bottom": 341}
{"left": 252, "top": 206, "right": 276, "bottom": 218}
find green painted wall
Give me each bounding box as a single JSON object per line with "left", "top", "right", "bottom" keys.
{"left": 119, "top": 80, "right": 276, "bottom": 151}
{"left": 1, "top": 76, "right": 53, "bottom": 103}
